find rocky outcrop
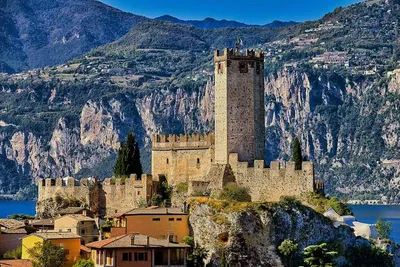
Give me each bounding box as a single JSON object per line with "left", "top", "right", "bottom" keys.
{"left": 189, "top": 199, "right": 364, "bottom": 266}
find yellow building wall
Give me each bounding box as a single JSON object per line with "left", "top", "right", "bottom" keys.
{"left": 126, "top": 214, "right": 189, "bottom": 242}
{"left": 22, "top": 235, "right": 80, "bottom": 267}
{"left": 54, "top": 216, "right": 98, "bottom": 245}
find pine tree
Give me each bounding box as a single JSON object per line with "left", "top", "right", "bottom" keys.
{"left": 292, "top": 137, "right": 303, "bottom": 170}
{"left": 113, "top": 132, "right": 143, "bottom": 178}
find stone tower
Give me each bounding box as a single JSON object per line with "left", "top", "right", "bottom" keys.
{"left": 214, "top": 48, "right": 265, "bottom": 165}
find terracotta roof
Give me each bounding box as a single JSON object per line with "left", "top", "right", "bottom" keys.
{"left": 31, "top": 231, "right": 81, "bottom": 240}
{"left": 30, "top": 219, "right": 54, "bottom": 226}
{"left": 80, "top": 245, "right": 91, "bottom": 253}
{"left": 1, "top": 228, "right": 27, "bottom": 234}
{"left": 125, "top": 207, "right": 187, "bottom": 216}
{"left": 86, "top": 234, "right": 190, "bottom": 249}
{"left": 105, "top": 209, "right": 135, "bottom": 219}
{"left": 0, "top": 260, "right": 32, "bottom": 267}
{"left": 0, "top": 219, "right": 26, "bottom": 229}
{"left": 59, "top": 207, "right": 87, "bottom": 214}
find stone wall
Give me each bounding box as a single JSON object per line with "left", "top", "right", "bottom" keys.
{"left": 152, "top": 133, "right": 215, "bottom": 185}
{"left": 37, "top": 174, "right": 154, "bottom": 216}
{"left": 228, "top": 153, "right": 315, "bottom": 202}
{"left": 214, "top": 49, "right": 265, "bottom": 165}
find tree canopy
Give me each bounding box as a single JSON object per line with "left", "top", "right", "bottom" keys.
{"left": 375, "top": 217, "right": 392, "bottom": 240}
{"left": 27, "top": 240, "right": 67, "bottom": 267}
{"left": 113, "top": 132, "right": 143, "bottom": 178}
{"left": 292, "top": 137, "right": 303, "bottom": 170}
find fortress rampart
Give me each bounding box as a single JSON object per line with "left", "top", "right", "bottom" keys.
{"left": 152, "top": 133, "right": 215, "bottom": 150}
{"left": 152, "top": 133, "right": 215, "bottom": 185}
{"left": 37, "top": 174, "right": 155, "bottom": 216}
{"left": 228, "top": 153, "right": 315, "bottom": 202}
{"left": 214, "top": 48, "right": 264, "bottom": 62}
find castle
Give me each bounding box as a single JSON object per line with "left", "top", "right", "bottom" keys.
{"left": 37, "top": 48, "right": 320, "bottom": 216}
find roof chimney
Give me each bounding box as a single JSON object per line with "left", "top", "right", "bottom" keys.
{"left": 130, "top": 235, "right": 135, "bottom": 246}
{"left": 82, "top": 210, "right": 87, "bottom": 217}
{"left": 147, "top": 236, "right": 150, "bottom": 246}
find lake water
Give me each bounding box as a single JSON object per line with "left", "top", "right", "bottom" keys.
{"left": 0, "top": 200, "right": 36, "bottom": 218}
{"left": 351, "top": 205, "right": 400, "bottom": 242}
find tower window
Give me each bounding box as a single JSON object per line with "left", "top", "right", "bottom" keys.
{"left": 197, "top": 158, "right": 200, "bottom": 164}
{"left": 167, "top": 158, "right": 169, "bottom": 164}
{"left": 239, "top": 62, "right": 248, "bottom": 73}
{"left": 218, "top": 63, "right": 224, "bottom": 74}
{"left": 256, "top": 62, "right": 261, "bottom": 75}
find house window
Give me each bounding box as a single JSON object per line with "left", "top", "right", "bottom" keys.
{"left": 106, "top": 250, "right": 113, "bottom": 266}
{"left": 81, "top": 229, "right": 85, "bottom": 235}
{"left": 152, "top": 218, "right": 160, "bottom": 221}
{"left": 122, "top": 252, "right": 132, "bottom": 261}
{"left": 169, "top": 218, "right": 174, "bottom": 221}
{"left": 177, "top": 218, "right": 182, "bottom": 221}
{"left": 64, "top": 249, "right": 70, "bottom": 256}
{"left": 134, "top": 252, "right": 148, "bottom": 261}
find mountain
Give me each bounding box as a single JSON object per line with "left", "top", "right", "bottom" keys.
{"left": 155, "top": 15, "right": 298, "bottom": 29}
{"left": 0, "top": 0, "right": 149, "bottom": 73}
{"left": 1, "top": 0, "right": 400, "bottom": 204}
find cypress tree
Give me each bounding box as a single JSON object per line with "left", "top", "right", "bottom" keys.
{"left": 292, "top": 137, "right": 303, "bottom": 170}
{"left": 113, "top": 132, "right": 143, "bottom": 178}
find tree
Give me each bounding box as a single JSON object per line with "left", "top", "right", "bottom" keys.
{"left": 73, "top": 259, "right": 95, "bottom": 267}
{"left": 375, "top": 217, "right": 392, "bottom": 240}
{"left": 113, "top": 132, "right": 143, "bottom": 178}
{"left": 27, "top": 240, "right": 67, "bottom": 267}
{"left": 346, "top": 244, "right": 393, "bottom": 267}
{"left": 3, "top": 246, "right": 22, "bottom": 259}
{"left": 278, "top": 239, "right": 299, "bottom": 266}
{"left": 183, "top": 236, "right": 207, "bottom": 267}
{"left": 303, "top": 243, "right": 338, "bottom": 267}
{"left": 292, "top": 137, "right": 303, "bottom": 170}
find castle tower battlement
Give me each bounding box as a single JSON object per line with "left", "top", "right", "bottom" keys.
{"left": 214, "top": 48, "right": 265, "bottom": 165}
{"left": 152, "top": 133, "right": 215, "bottom": 150}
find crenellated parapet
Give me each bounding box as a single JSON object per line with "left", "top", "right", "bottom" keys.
{"left": 227, "top": 153, "right": 315, "bottom": 202}
{"left": 214, "top": 48, "right": 264, "bottom": 63}
{"left": 152, "top": 133, "right": 215, "bottom": 151}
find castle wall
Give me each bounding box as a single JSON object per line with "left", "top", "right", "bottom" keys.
{"left": 214, "top": 49, "right": 265, "bottom": 164}
{"left": 37, "top": 174, "right": 153, "bottom": 216}
{"left": 152, "top": 133, "right": 215, "bottom": 185}
{"left": 228, "top": 153, "right": 314, "bottom": 202}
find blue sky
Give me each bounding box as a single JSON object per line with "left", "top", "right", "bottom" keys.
{"left": 100, "top": 0, "right": 363, "bottom": 25}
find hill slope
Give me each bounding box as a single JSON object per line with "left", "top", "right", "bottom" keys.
{"left": 0, "top": 0, "right": 149, "bottom": 73}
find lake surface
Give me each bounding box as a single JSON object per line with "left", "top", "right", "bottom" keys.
{"left": 351, "top": 205, "right": 400, "bottom": 242}
{"left": 0, "top": 200, "right": 36, "bottom": 218}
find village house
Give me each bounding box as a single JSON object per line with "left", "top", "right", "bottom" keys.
{"left": 0, "top": 219, "right": 28, "bottom": 255}
{"left": 106, "top": 207, "right": 189, "bottom": 243}
{"left": 59, "top": 207, "right": 95, "bottom": 218}
{"left": 86, "top": 234, "right": 189, "bottom": 267}
{"left": 54, "top": 214, "right": 100, "bottom": 245}
{"left": 22, "top": 232, "right": 81, "bottom": 267}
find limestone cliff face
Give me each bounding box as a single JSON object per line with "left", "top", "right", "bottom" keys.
{"left": 189, "top": 201, "right": 362, "bottom": 266}
{"left": 0, "top": 81, "right": 214, "bottom": 194}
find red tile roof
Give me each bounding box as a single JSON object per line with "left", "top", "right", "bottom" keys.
{"left": 0, "top": 260, "right": 32, "bottom": 267}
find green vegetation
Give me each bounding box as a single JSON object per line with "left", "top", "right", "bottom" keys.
{"left": 27, "top": 240, "right": 67, "bottom": 267}
{"left": 278, "top": 239, "right": 299, "bottom": 267}
{"left": 345, "top": 244, "right": 393, "bottom": 267}
{"left": 375, "top": 217, "right": 392, "bottom": 240}
{"left": 217, "top": 183, "right": 251, "bottom": 202}
{"left": 150, "top": 175, "right": 172, "bottom": 207}
{"left": 301, "top": 193, "right": 352, "bottom": 216}
{"left": 183, "top": 236, "right": 207, "bottom": 267}
{"left": 303, "top": 243, "right": 338, "bottom": 267}
{"left": 7, "top": 214, "right": 35, "bottom": 220}
{"left": 175, "top": 182, "right": 189, "bottom": 194}
{"left": 3, "top": 246, "right": 22, "bottom": 259}
{"left": 291, "top": 137, "right": 303, "bottom": 170}
{"left": 73, "top": 259, "right": 95, "bottom": 267}
{"left": 113, "top": 132, "right": 143, "bottom": 178}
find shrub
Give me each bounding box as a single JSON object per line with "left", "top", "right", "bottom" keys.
{"left": 346, "top": 244, "right": 393, "bottom": 267}
{"left": 376, "top": 217, "right": 392, "bottom": 240}
{"left": 3, "top": 246, "right": 22, "bottom": 259}
{"left": 176, "top": 182, "right": 189, "bottom": 194}
{"left": 278, "top": 239, "right": 299, "bottom": 267}
{"left": 303, "top": 243, "right": 338, "bottom": 267}
{"left": 217, "top": 183, "right": 251, "bottom": 202}
{"left": 73, "top": 259, "right": 94, "bottom": 267}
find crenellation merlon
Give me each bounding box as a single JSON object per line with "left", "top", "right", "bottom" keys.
{"left": 152, "top": 133, "right": 215, "bottom": 150}
{"left": 214, "top": 48, "right": 264, "bottom": 62}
